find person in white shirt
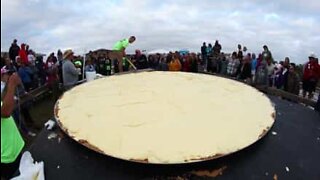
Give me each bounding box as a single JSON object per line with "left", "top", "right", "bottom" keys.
{"left": 27, "top": 51, "right": 36, "bottom": 66}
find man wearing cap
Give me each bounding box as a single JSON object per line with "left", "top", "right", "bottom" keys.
{"left": 302, "top": 53, "right": 320, "bottom": 99}
{"left": 108, "top": 36, "right": 136, "bottom": 72}
{"left": 62, "top": 50, "right": 79, "bottom": 90}
{"left": 1, "top": 70, "right": 25, "bottom": 179}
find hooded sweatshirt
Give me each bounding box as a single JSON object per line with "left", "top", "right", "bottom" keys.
{"left": 19, "top": 44, "right": 28, "bottom": 65}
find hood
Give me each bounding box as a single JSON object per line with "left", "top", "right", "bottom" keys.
{"left": 21, "top": 44, "right": 26, "bottom": 49}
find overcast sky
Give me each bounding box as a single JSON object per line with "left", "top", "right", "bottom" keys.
{"left": 1, "top": 0, "right": 319, "bottom": 64}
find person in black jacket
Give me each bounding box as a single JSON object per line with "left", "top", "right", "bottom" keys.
{"left": 239, "top": 54, "right": 252, "bottom": 83}
{"left": 9, "top": 39, "right": 20, "bottom": 65}
{"left": 201, "top": 42, "right": 207, "bottom": 67}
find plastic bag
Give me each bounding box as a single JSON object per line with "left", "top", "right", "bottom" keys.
{"left": 44, "top": 119, "right": 56, "bottom": 130}
{"left": 11, "top": 151, "right": 45, "bottom": 180}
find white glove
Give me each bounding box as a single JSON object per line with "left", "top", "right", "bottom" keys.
{"left": 11, "top": 151, "right": 45, "bottom": 180}
{"left": 44, "top": 119, "right": 56, "bottom": 130}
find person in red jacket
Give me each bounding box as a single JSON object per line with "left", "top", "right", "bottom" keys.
{"left": 18, "top": 43, "right": 28, "bottom": 65}
{"left": 302, "top": 53, "right": 320, "bottom": 99}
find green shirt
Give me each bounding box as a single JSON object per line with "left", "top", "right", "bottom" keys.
{"left": 113, "top": 39, "right": 129, "bottom": 51}
{"left": 1, "top": 102, "right": 25, "bottom": 163}
{"left": 74, "top": 60, "right": 82, "bottom": 66}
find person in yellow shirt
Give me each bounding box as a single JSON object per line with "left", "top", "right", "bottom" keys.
{"left": 1, "top": 72, "right": 25, "bottom": 179}
{"left": 168, "top": 54, "right": 182, "bottom": 71}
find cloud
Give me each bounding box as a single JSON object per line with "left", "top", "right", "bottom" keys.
{"left": 1, "top": 0, "right": 319, "bottom": 64}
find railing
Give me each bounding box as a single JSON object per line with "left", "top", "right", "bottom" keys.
{"left": 200, "top": 71, "right": 318, "bottom": 108}
{"left": 19, "top": 84, "right": 50, "bottom": 105}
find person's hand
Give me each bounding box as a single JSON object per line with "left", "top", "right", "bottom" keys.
{"left": 8, "top": 73, "right": 22, "bottom": 87}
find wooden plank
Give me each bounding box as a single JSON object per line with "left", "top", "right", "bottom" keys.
{"left": 255, "top": 86, "right": 317, "bottom": 107}
{"left": 19, "top": 84, "right": 50, "bottom": 105}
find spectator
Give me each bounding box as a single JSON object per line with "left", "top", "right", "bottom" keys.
{"left": 206, "top": 44, "right": 213, "bottom": 72}
{"left": 286, "top": 63, "right": 300, "bottom": 95}
{"left": 212, "top": 41, "right": 222, "bottom": 73}
{"left": 9, "top": 39, "right": 20, "bottom": 65}
{"left": 213, "top": 40, "right": 222, "bottom": 56}
{"left": 52, "top": 53, "right": 58, "bottom": 64}
{"left": 302, "top": 53, "right": 320, "bottom": 99}
{"left": 35, "top": 56, "right": 46, "bottom": 86}
{"left": 17, "top": 58, "right": 33, "bottom": 91}
{"left": 227, "top": 52, "right": 240, "bottom": 77}
{"left": 96, "top": 54, "right": 106, "bottom": 75}
{"left": 57, "top": 50, "right": 64, "bottom": 84}
{"left": 282, "top": 57, "right": 290, "bottom": 91}
{"left": 1, "top": 72, "right": 25, "bottom": 179}
{"left": 105, "top": 57, "right": 112, "bottom": 75}
{"left": 25, "top": 44, "right": 30, "bottom": 54}
{"left": 18, "top": 43, "right": 28, "bottom": 65}
{"left": 57, "top": 50, "right": 63, "bottom": 62}
{"left": 27, "top": 50, "right": 36, "bottom": 65}
{"left": 243, "top": 46, "right": 248, "bottom": 57}
{"left": 255, "top": 56, "right": 268, "bottom": 86}
{"left": 85, "top": 60, "right": 96, "bottom": 72}
{"left": 62, "top": 50, "right": 79, "bottom": 90}
{"left": 134, "top": 50, "right": 148, "bottom": 69}
{"left": 201, "top": 42, "right": 207, "bottom": 68}
{"left": 190, "top": 53, "right": 198, "bottom": 73}
{"left": 122, "top": 57, "right": 130, "bottom": 72}
{"left": 157, "top": 56, "right": 169, "bottom": 71}
{"left": 166, "top": 52, "right": 173, "bottom": 64}
{"left": 182, "top": 55, "right": 191, "bottom": 72}
{"left": 154, "top": 54, "right": 161, "bottom": 69}
{"left": 168, "top": 54, "right": 182, "bottom": 71}
{"left": 73, "top": 56, "right": 83, "bottom": 80}
{"left": 45, "top": 55, "right": 59, "bottom": 100}
{"left": 212, "top": 40, "right": 221, "bottom": 73}
{"left": 219, "top": 53, "right": 228, "bottom": 75}
{"left": 266, "top": 59, "right": 276, "bottom": 87}
{"left": 262, "top": 45, "right": 273, "bottom": 62}
{"left": 251, "top": 53, "right": 257, "bottom": 82}
{"left": 239, "top": 55, "right": 252, "bottom": 83}
{"left": 237, "top": 44, "right": 243, "bottom": 61}
{"left": 4, "top": 57, "right": 17, "bottom": 73}
{"left": 148, "top": 55, "right": 155, "bottom": 69}
{"left": 27, "top": 50, "right": 38, "bottom": 89}
{"left": 273, "top": 63, "right": 284, "bottom": 89}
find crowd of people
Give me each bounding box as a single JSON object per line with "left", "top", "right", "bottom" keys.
{"left": 200, "top": 42, "right": 320, "bottom": 100}
{"left": 1, "top": 38, "right": 320, "bottom": 179}
{"left": 84, "top": 41, "right": 320, "bottom": 101}
{"left": 0, "top": 39, "right": 87, "bottom": 139}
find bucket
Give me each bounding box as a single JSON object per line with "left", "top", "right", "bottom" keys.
{"left": 86, "top": 71, "right": 96, "bottom": 82}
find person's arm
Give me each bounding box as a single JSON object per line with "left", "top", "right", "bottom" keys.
{"left": 68, "top": 62, "right": 79, "bottom": 76}
{"left": 1, "top": 73, "right": 20, "bottom": 118}
{"left": 122, "top": 48, "right": 126, "bottom": 57}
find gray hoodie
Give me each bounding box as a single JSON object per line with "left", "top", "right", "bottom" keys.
{"left": 62, "top": 59, "right": 78, "bottom": 88}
